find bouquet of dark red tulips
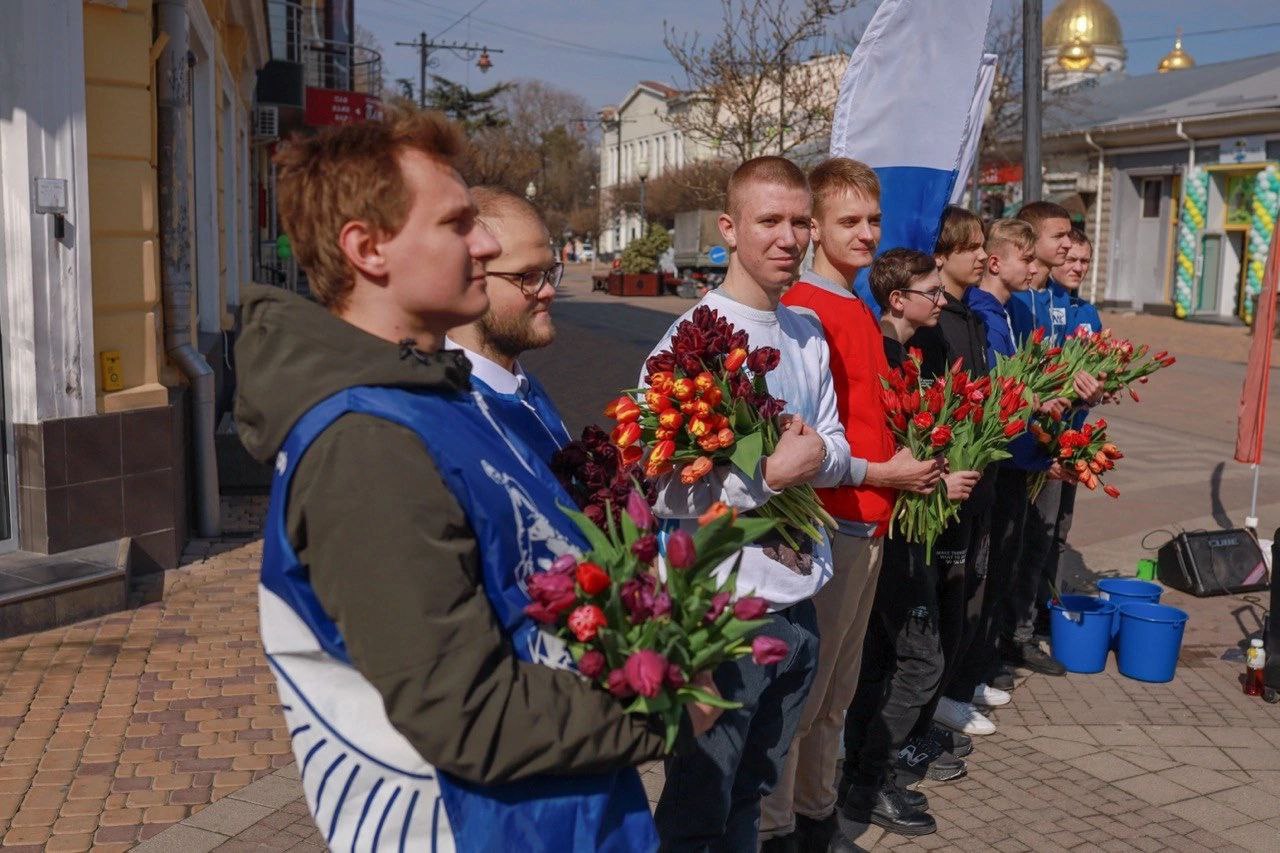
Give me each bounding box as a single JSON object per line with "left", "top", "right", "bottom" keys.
{"left": 881, "top": 349, "right": 1033, "bottom": 559}
{"left": 551, "top": 425, "right": 656, "bottom": 530}
{"left": 1028, "top": 416, "right": 1123, "bottom": 499}
{"left": 605, "top": 305, "right": 836, "bottom": 551}
{"left": 524, "top": 490, "right": 783, "bottom": 748}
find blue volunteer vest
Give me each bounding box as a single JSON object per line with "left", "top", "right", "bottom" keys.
{"left": 468, "top": 371, "right": 571, "bottom": 463}
{"left": 258, "top": 384, "right": 657, "bottom": 852}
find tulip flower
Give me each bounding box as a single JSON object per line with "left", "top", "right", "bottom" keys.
{"left": 576, "top": 561, "right": 610, "bottom": 596}
{"left": 716, "top": 428, "right": 735, "bottom": 448}
{"left": 568, "top": 604, "right": 607, "bottom": 642}
{"left": 606, "top": 668, "right": 635, "bottom": 698}
{"left": 751, "top": 636, "right": 789, "bottom": 666}
{"left": 624, "top": 650, "right": 668, "bottom": 698}
{"left": 724, "top": 347, "right": 748, "bottom": 372}
{"left": 680, "top": 456, "right": 714, "bottom": 484}
{"left": 697, "top": 434, "right": 722, "bottom": 452}
{"left": 666, "top": 529, "right": 696, "bottom": 569}
{"left": 912, "top": 412, "right": 934, "bottom": 431}
{"left": 672, "top": 378, "right": 696, "bottom": 401}
{"left": 577, "top": 649, "right": 606, "bottom": 679}
{"left": 733, "top": 596, "right": 768, "bottom": 621}
{"left": 612, "top": 397, "right": 642, "bottom": 424}
{"left": 694, "top": 371, "right": 717, "bottom": 394}
{"left": 702, "top": 387, "right": 723, "bottom": 408}
{"left": 698, "top": 501, "right": 737, "bottom": 526}
{"left": 611, "top": 421, "right": 641, "bottom": 448}
{"left": 648, "top": 371, "right": 675, "bottom": 395}
{"left": 620, "top": 444, "right": 643, "bottom": 466}
{"left": 664, "top": 664, "right": 687, "bottom": 689}
{"left": 626, "top": 491, "right": 656, "bottom": 530}
{"left": 929, "top": 425, "right": 952, "bottom": 448}
{"left": 603, "top": 395, "right": 629, "bottom": 418}
{"left": 1104, "top": 485, "right": 1120, "bottom": 498}
{"left": 645, "top": 389, "right": 673, "bottom": 413}
{"left": 658, "top": 410, "right": 684, "bottom": 430}
{"left": 705, "top": 590, "right": 731, "bottom": 622}
{"left": 1002, "top": 419, "right": 1026, "bottom": 438}
{"left": 631, "top": 533, "right": 659, "bottom": 563}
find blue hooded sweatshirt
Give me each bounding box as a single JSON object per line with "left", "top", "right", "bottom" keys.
{"left": 1009, "top": 277, "right": 1071, "bottom": 346}
{"left": 1064, "top": 287, "right": 1102, "bottom": 338}
{"left": 965, "top": 287, "right": 1050, "bottom": 471}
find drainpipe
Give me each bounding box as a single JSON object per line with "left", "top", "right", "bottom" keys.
{"left": 1174, "top": 120, "right": 1196, "bottom": 178}
{"left": 1084, "top": 131, "right": 1105, "bottom": 305}
{"left": 156, "top": 0, "right": 222, "bottom": 538}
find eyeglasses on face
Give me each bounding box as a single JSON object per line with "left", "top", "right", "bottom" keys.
{"left": 486, "top": 262, "right": 564, "bottom": 295}
{"left": 897, "top": 286, "right": 945, "bottom": 303}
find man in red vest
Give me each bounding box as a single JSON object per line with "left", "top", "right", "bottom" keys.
{"left": 760, "top": 158, "right": 943, "bottom": 850}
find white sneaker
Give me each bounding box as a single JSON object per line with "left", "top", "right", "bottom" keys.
{"left": 973, "top": 683, "right": 1011, "bottom": 707}
{"left": 934, "top": 697, "right": 997, "bottom": 735}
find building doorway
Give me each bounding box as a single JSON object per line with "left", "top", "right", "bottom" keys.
{"left": 0, "top": 319, "right": 14, "bottom": 551}
{"left": 1132, "top": 176, "right": 1172, "bottom": 309}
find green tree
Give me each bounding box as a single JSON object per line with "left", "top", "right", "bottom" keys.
{"left": 427, "top": 75, "right": 513, "bottom": 131}
{"left": 620, "top": 223, "right": 672, "bottom": 274}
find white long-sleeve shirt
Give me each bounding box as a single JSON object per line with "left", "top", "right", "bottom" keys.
{"left": 641, "top": 289, "right": 851, "bottom": 609}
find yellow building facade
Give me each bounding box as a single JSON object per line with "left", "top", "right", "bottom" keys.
{"left": 0, "top": 1, "right": 267, "bottom": 566}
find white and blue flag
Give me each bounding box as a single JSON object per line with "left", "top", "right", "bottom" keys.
{"left": 830, "top": 0, "right": 996, "bottom": 314}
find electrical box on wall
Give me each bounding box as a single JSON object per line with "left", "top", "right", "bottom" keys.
{"left": 99, "top": 351, "right": 123, "bottom": 392}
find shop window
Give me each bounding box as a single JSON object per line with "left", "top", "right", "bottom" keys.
{"left": 1225, "top": 173, "right": 1256, "bottom": 228}
{"left": 1141, "top": 179, "right": 1162, "bottom": 218}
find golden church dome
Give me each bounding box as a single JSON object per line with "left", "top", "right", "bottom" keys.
{"left": 1158, "top": 30, "right": 1195, "bottom": 73}
{"left": 1058, "top": 36, "right": 1096, "bottom": 71}
{"left": 1044, "top": 0, "right": 1124, "bottom": 50}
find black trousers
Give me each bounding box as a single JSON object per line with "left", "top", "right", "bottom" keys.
{"left": 1011, "top": 479, "right": 1064, "bottom": 645}
{"left": 842, "top": 535, "right": 943, "bottom": 789}
{"left": 927, "top": 468, "right": 995, "bottom": 712}
{"left": 948, "top": 466, "right": 1029, "bottom": 699}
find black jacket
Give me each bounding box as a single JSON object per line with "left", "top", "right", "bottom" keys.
{"left": 908, "top": 291, "right": 990, "bottom": 379}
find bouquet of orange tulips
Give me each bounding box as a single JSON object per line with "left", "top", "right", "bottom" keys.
{"left": 605, "top": 305, "right": 836, "bottom": 551}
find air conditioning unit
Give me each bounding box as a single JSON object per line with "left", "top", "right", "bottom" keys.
{"left": 254, "top": 105, "right": 280, "bottom": 141}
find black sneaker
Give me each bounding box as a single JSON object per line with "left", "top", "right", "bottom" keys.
{"left": 794, "top": 812, "right": 838, "bottom": 852}
{"left": 989, "top": 667, "right": 1016, "bottom": 691}
{"left": 1004, "top": 640, "right": 1067, "bottom": 676}
{"left": 842, "top": 782, "right": 936, "bottom": 837}
{"left": 928, "top": 724, "right": 973, "bottom": 758}
{"left": 895, "top": 735, "right": 967, "bottom": 782}
{"left": 760, "top": 831, "right": 801, "bottom": 853}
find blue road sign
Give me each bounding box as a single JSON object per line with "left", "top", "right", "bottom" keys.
{"left": 707, "top": 245, "right": 729, "bottom": 265}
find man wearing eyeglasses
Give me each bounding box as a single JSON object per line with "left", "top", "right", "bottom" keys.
{"left": 448, "top": 186, "right": 570, "bottom": 460}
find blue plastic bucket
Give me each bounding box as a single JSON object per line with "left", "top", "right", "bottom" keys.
{"left": 1048, "top": 595, "right": 1116, "bottom": 674}
{"left": 1116, "top": 603, "right": 1189, "bottom": 683}
{"left": 1097, "top": 578, "right": 1162, "bottom": 646}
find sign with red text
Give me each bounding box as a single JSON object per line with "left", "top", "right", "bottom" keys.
{"left": 304, "top": 88, "right": 383, "bottom": 127}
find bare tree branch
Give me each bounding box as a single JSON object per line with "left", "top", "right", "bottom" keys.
{"left": 662, "top": 0, "right": 859, "bottom": 162}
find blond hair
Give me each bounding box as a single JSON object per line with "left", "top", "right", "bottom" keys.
{"left": 984, "top": 218, "right": 1036, "bottom": 258}
{"left": 808, "top": 157, "right": 880, "bottom": 218}
{"left": 273, "top": 104, "right": 464, "bottom": 308}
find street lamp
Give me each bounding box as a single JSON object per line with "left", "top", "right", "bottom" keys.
{"left": 525, "top": 181, "right": 537, "bottom": 201}
{"left": 637, "top": 155, "right": 651, "bottom": 237}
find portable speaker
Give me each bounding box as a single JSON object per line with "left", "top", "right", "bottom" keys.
{"left": 1156, "top": 529, "right": 1269, "bottom": 597}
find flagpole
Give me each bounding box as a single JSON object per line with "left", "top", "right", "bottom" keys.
{"left": 1248, "top": 463, "right": 1260, "bottom": 530}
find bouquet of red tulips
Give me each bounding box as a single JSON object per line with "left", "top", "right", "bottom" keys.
{"left": 995, "top": 327, "right": 1175, "bottom": 405}
{"left": 606, "top": 305, "right": 836, "bottom": 551}
{"left": 525, "top": 491, "right": 782, "bottom": 748}
{"left": 881, "top": 350, "right": 1033, "bottom": 558}
{"left": 1028, "top": 416, "right": 1123, "bottom": 499}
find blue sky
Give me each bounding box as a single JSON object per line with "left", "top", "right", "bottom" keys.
{"left": 357, "top": 0, "right": 1280, "bottom": 109}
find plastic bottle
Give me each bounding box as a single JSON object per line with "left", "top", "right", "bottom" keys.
{"left": 1245, "top": 639, "right": 1266, "bottom": 697}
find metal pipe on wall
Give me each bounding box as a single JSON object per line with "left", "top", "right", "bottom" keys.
{"left": 156, "top": 0, "right": 222, "bottom": 538}
{"left": 1021, "top": 0, "right": 1043, "bottom": 204}
{"left": 1084, "top": 131, "right": 1105, "bottom": 305}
